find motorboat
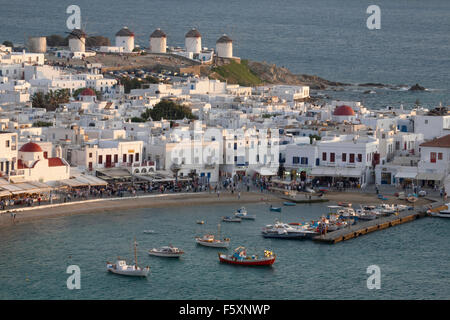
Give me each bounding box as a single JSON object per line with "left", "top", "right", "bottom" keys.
{"left": 261, "top": 221, "right": 306, "bottom": 239}
{"left": 143, "top": 230, "right": 155, "bottom": 234}
{"left": 358, "top": 210, "right": 377, "bottom": 220}
{"left": 148, "top": 245, "right": 184, "bottom": 258}
{"left": 233, "top": 207, "right": 256, "bottom": 220}
{"left": 337, "top": 207, "right": 358, "bottom": 219}
{"left": 394, "top": 204, "right": 409, "bottom": 212}
{"left": 195, "top": 224, "right": 230, "bottom": 248}
{"left": 197, "top": 220, "right": 205, "bottom": 225}
{"left": 338, "top": 202, "right": 352, "bottom": 207}
{"left": 223, "top": 216, "right": 242, "bottom": 222}
{"left": 106, "top": 239, "right": 150, "bottom": 277}
{"left": 430, "top": 204, "right": 450, "bottom": 218}
{"left": 377, "top": 204, "right": 397, "bottom": 215}
{"left": 218, "top": 247, "right": 276, "bottom": 266}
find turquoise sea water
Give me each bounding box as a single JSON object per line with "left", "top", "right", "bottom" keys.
{"left": 0, "top": 201, "right": 449, "bottom": 299}
{"left": 1, "top": 0, "right": 449, "bottom": 108}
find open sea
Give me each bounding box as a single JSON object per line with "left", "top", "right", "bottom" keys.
{"left": 1, "top": 0, "right": 449, "bottom": 108}
{"left": 0, "top": 0, "right": 449, "bottom": 299}
{"left": 0, "top": 201, "right": 449, "bottom": 299}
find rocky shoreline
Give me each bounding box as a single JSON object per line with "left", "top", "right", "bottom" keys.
{"left": 46, "top": 53, "right": 427, "bottom": 92}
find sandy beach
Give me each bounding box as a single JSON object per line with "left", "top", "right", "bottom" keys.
{"left": 0, "top": 190, "right": 432, "bottom": 228}
{"left": 0, "top": 192, "right": 279, "bottom": 228}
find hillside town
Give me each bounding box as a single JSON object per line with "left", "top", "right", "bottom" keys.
{"left": 1, "top": 26, "right": 449, "bottom": 211}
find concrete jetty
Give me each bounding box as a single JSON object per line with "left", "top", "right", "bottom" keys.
{"left": 313, "top": 200, "right": 445, "bottom": 244}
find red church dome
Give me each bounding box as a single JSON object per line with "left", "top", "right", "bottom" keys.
{"left": 80, "top": 88, "right": 96, "bottom": 96}
{"left": 19, "top": 142, "right": 43, "bottom": 152}
{"left": 333, "top": 105, "right": 355, "bottom": 116}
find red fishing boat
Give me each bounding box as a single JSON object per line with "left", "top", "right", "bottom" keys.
{"left": 218, "top": 247, "right": 276, "bottom": 266}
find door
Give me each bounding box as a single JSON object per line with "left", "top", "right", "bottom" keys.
{"left": 106, "top": 155, "right": 112, "bottom": 168}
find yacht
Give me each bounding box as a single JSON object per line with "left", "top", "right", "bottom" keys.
{"left": 262, "top": 221, "right": 307, "bottom": 239}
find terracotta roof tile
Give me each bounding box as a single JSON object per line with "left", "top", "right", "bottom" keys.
{"left": 420, "top": 134, "right": 450, "bottom": 148}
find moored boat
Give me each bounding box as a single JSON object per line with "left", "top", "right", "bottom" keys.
{"left": 195, "top": 224, "right": 230, "bottom": 248}
{"left": 283, "top": 202, "right": 296, "bottom": 206}
{"left": 233, "top": 207, "right": 256, "bottom": 220}
{"left": 338, "top": 202, "right": 352, "bottom": 207}
{"left": 430, "top": 204, "right": 450, "bottom": 218}
{"left": 261, "top": 221, "right": 306, "bottom": 239}
{"left": 148, "top": 245, "right": 184, "bottom": 258}
{"left": 269, "top": 205, "right": 282, "bottom": 212}
{"left": 106, "top": 239, "right": 150, "bottom": 277}
{"left": 218, "top": 247, "right": 276, "bottom": 266}
{"left": 223, "top": 216, "right": 242, "bottom": 222}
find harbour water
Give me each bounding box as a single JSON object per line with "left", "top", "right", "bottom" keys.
{"left": 0, "top": 202, "right": 449, "bottom": 299}
{"left": 2, "top": 0, "right": 449, "bottom": 108}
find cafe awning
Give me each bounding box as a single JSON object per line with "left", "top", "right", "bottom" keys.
{"left": 75, "top": 175, "right": 108, "bottom": 186}
{"left": 0, "top": 190, "right": 11, "bottom": 197}
{"left": 0, "top": 182, "right": 52, "bottom": 195}
{"left": 310, "top": 167, "right": 363, "bottom": 178}
{"left": 416, "top": 172, "right": 444, "bottom": 181}
{"left": 395, "top": 171, "right": 417, "bottom": 179}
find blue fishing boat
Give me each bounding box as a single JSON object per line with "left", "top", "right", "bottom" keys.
{"left": 283, "top": 202, "right": 296, "bottom": 206}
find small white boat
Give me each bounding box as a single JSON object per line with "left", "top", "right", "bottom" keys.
{"left": 430, "top": 211, "right": 450, "bottom": 218}
{"left": 233, "top": 207, "right": 256, "bottom": 220}
{"left": 143, "top": 230, "right": 155, "bottom": 234}
{"left": 395, "top": 204, "right": 408, "bottom": 212}
{"left": 223, "top": 216, "right": 242, "bottom": 222}
{"left": 195, "top": 224, "right": 230, "bottom": 248}
{"left": 148, "top": 245, "right": 184, "bottom": 258}
{"left": 106, "top": 239, "right": 150, "bottom": 277}
{"left": 430, "top": 204, "right": 450, "bottom": 218}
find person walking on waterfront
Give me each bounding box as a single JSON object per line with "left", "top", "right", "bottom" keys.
{"left": 238, "top": 191, "right": 241, "bottom": 200}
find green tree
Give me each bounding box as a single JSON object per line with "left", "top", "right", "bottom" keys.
{"left": 33, "top": 121, "right": 53, "bottom": 127}
{"left": 309, "top": 134, "right": 321, "bottom": 144}
{"left": 141, "top": 100, "right": 197, "bottom": 121}
{"left": 31, "top": 92, "right": 46, "bottom": 109}
{"left": 46, "top": 35, "right": 68, "bottom": 47}
{"left": 119, "top": 76, "right": 159, "bottom": 94}
{"left": 86, "top": 36, "right": 110, "bottom": 47}
{"left": 2, "top": 40, "right": 13, "bottom": 48}
{"left": 130, "top": 117, "right": 146, "bottom": 123}
{"left": 31, "top": 89, "right": 70, "bottom": 111}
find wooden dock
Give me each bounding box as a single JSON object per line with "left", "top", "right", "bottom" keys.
{"left": 313, "top": 208, "right": 429, "bottom": 244}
